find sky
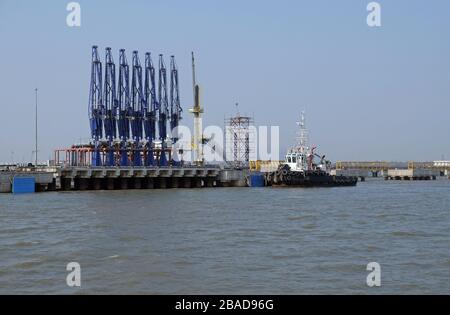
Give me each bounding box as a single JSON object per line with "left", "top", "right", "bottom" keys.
{"left": 0, "top": 0, "right": 449, "bottom": 163}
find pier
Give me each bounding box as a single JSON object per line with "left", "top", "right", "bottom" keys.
{"left": 0, "top": 170, "right": 55, "bottom": 193}
{"left": 58, "top": 166, "right": 221, "bottom": 191}
{"left": 334, "top": 161, "right": 449, "bottom": 181}
{"left": 385, "top": 169, "right": 438, "bottom": 181}
{"left": 2, "top": 159, "right": 450, "bottom": 194}
{"left": 0, "top": 165, "right": 255, "bottom": 193}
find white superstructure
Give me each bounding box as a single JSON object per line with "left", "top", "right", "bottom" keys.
{"left": 281, "top": 112, "right": 331, "bottom": 173}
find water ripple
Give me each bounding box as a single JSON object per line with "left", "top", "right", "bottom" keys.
{"left": 0, "top": 180, "right": 449, "bottom": 294}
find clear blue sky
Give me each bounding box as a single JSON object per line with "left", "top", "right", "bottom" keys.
{"left": 0, "top": 0, "right": 449, "bottom": 163}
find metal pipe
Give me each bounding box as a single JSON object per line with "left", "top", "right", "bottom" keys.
{"left": 35, "top": 88, "right": 38, "bottom": 167}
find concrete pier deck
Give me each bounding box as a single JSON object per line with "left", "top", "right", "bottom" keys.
{"left": 58, "top": 166, "right": 223, "bottom": 191}
{"left": 0, "top": 172, "right": 55, "bottom": 193}
{"left": 385, "top": 169, "right": 439, "bottom": 181}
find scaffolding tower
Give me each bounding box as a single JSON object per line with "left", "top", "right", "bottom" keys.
{"left": 225, "top": 110, "right": 255, "bottom": 168}
{"left": 295, "top": 111, "right": 309, "bottom": 153}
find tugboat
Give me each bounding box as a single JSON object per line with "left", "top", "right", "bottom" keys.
{"left": 268, "top": 112, "right": 357, "bottom": 187}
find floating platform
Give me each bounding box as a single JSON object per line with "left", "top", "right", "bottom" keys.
{"left": 385, "top": 169, "right": 438, "bottom": 181}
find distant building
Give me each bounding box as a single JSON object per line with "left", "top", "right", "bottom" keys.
{"left": 433, "top": 161, "right": 450, "bottom": 168}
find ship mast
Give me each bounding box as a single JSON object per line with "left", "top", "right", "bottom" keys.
{"left": 295, "top": 111, "right": 309, "bottom": 153}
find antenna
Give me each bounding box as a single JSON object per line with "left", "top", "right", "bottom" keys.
{"left": 296, "top": 111, "right": 309, "bottom": 153}
{"left": 35, "top": 88, "right": 38, "bottom": 167}
{"left": 191, "top": 52, "right": 196, "bottom": 103}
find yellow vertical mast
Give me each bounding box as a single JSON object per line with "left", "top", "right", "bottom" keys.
{"left": 189, "top": 52, "right": 204, "bottom": 165}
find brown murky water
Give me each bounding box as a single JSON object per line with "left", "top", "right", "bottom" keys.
{"left": 0, "top": 179, "right": 449, "bottom": 294}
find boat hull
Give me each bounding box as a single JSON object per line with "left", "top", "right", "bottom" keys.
{"left": 268, "top": 170, "right": 357, "bottom": 187}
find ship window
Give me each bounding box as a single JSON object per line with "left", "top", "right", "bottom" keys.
{"left": 287, "top": 157, "right": 292, "bottom": 163}
{"left": 292, "top": 156, "right": 297, "bottom": 163}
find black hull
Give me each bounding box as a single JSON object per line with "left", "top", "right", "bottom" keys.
{"left": 268, "top": 170, "right": 357, "bottom": 187}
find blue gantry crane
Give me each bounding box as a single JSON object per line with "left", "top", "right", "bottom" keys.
{"left": 158, "top": 54, "right": 169, "bottom": 166}
{"left": 144, "top": 52, "right": 159, "bottom": 166}
{"left": 88, "top": 47, "right": 183, "bottom": 168}
{"left": 131, "top": 51, "right": 144, "bottom": 166}
{"left": 170, "top": 56, "right": 182, "bottom": 142}
{"left": 88, "top": 46, "right": 104, "bottom": 166}
{"left": 104, "top": 47, "right": 118, "bottom": 166}
{"left": 118, "top": 49, "right": 131, "bottom": 166}
{"left": 170, "top": 56, "right": 183, "bottom": 164}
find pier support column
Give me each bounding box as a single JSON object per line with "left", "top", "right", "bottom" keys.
{"left": 145, "top": 178, "right": 154, "bottom": 189}
{"left": 61, "top": 178, "right": 72, "bottom": 191}
{"left": 47, "top": 180, "right": 56, "bottom": 191}
{"left": 194, "top": 178, "right": 203, "bottom": 188}
{"left": 35, "top": 184, "right": 45, "bottom": 192}
{"left": 133, "top": 178, "right": 142, "bottom": 189}
{"left": 171, "top": 178, "right": 180, "bottom": 188}
{"left": 159, "top": 178, "right": 168, "bottom": 189}
{"left": 75, "top": 178, "right": 88, "bottom": 191}
{"left": 92, "top": 178, "right": 102, "bottom": 190}
{"left": 205, "top": 178, "right": 214, "bottom": 187}
{"left": 120, "top": 178, "right": 128, "bottom": 190}
{"left": 182, "top": 178, "right": 192, "bottom": 188}
{"left": 106, "top": 178, "right": 115, "bottom": 190}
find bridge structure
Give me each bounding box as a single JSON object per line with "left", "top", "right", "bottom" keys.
{"left": 334, "top": 161, "right": 450, "bottom": 180}
{"left": 335, "top": 161, "right": 390, "bottom": 172}
{"left": 334, "top": 161, "right": 390, "bottom": 179}
{"left": 408, "top": 161, "right": 450, "bottom": 172}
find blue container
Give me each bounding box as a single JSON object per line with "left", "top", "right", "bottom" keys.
{"left": 12, "top": 177, "right": 35, "bottom": 194}
{"left": 249, "top": 174, "right": 265, "bottom": 187}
